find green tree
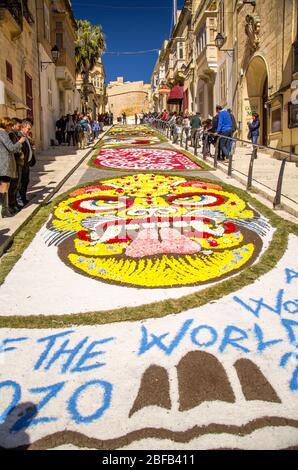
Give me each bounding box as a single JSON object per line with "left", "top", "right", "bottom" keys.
{"left": 75, "top": 19, "right": 106, "bottom": 74}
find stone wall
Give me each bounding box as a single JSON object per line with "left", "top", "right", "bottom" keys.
{"left": 107, "top": 78, "right": 150, "bottom": 118}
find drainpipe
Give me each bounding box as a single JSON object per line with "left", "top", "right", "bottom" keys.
{"left": 173, "top": 0, "right": 177, "bottom": 26}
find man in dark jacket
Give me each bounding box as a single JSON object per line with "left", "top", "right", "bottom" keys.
{"left": 248, "top": 113, "right": 260, "bottom": 145}
{"left": 190, "top": 112, "right": 202, "bottom": 147}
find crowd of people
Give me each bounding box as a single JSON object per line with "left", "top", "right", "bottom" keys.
{"left": 146, "top": 106, "right": 260, "bottom": 159}
{"left": 0, "top": 111, "right": 114, "bottom": 219}
{"left": 55, "top": 112, "right": 113, "bottom": 148}
{"left": 0, "top": 117, "right": 35, "bottom": 218}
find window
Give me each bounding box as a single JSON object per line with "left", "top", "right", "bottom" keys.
{"left": 178, "top": 42, "right": 184, "bottom": 60}
{"left": 293, "top": 40, "right": 298, "bottom": 73}
{"left": 196, "top": 25, "right": 207, "bottom": 56}
{"left": 288, "top": 102, "right": 298, "bottom": 128}
{"left": 44, "top": 4, "right": 50, "bottom": 42}
{"left": 271, "top": 107, "right": 282, "bottom": 133}
{"left": 220, "top": 64, "right": 227, "bottom": 105}
{"left": 219, "top": 0, "right": 225, "bottom": 35}
{"left": 6, "top": 61, "right": 13, "bottom": 83}
{"left": 25, "top": 72, "right": 33, "bottom": 120}
{"left": 198, "top": 89, "right": 204, "bottom": 114}
{"left": 48, "top": 77, "right": 52, "bottom": 107}
{"left": 56, "top": 32, "right": 63, "bottom": 50}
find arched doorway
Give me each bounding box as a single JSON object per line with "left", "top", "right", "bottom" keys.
{"left": 243, "top": 56, "right": 269, "bottom": 145}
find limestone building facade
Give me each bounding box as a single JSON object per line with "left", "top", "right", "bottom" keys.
{"left": 0, "top": 0, "right": 41, "bottom": 147}
{"left": 106, "top": 77, "right": 150, "bottom": 119}
{"left": 37, "top": 0, "right": 80, "bottom": 149}
{"left": 151, "top": 0, "right": 298, "bottom": 152}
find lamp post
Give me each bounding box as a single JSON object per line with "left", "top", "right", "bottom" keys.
{"left": 214, "top": 32, "right": 234, "bottom": 57}
{"left": 40, "top": 45, "right": 60, "bottom": 71}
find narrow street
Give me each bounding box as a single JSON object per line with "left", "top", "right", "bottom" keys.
{"left": 0, "top": 124, "right": 298, "bottom": 450}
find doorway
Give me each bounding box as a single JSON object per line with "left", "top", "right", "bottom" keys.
{"left": 244, "top": 56, "right": 269, "bottom": 145}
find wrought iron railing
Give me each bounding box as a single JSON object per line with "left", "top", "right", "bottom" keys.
{"left": 148, "top": 118, "right": 298, "bottom": 214}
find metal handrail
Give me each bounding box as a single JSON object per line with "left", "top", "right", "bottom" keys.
{"left": 147, "top": 118, "right": 297, "bottom": 212}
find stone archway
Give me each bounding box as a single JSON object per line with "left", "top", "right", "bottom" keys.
{"left": 243, "top": 56, "right": 269, "bottom": 145}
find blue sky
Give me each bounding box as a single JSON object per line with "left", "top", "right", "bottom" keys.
{"left": 71, "top": 0, "right": 185, "bottom": 84}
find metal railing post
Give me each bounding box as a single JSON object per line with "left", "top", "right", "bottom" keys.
{"left": 247, "top": 146, "right": 258, "bottom": 190}
{"left": 227, "top": 139, "right": 235, "bottom": 176}
{"left": 273, "top": 157, "right": 288, "bottom": 209}
{"left": 185, "top": 127, "right": 189, "bottom": 150}
{"left": 214, "top": 137, "right": 219, "bottom": 168}
{"left": 172, "top": 125, "right": 175, "bottom": 143}
{"left": 194, "top": 131, "right": 198, "bottom": 156}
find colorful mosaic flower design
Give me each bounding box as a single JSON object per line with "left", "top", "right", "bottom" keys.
{"left": 109, "top": 125, "right": 157, "bottom": 138}
{"left": 48, "top": 175, "right": 266, "bottom": 288}
{"left": 102, "top": 137, "right": 161, "bottom": 147}
{"left": 94, "top": 148, "right": 202, "bottom": 170}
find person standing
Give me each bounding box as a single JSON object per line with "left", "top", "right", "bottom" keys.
{"left": 122, "top": 112, "right": 127, "bottom": 125}
{"left": 92, "top": 120, "right": 100, "bottom": 139}
{"left": 55, "top": 116, "right": 64, "bottom": 145}
{"left": 161, "top": 109, "right": 168, "bottom": 121}
{"left": 190, "top": 112, "right": 202, "bottom": 147}
{"left": 8, "top": 118, "right": 23, "bottom": 213}
{"left": 19, "top": 120, "right": 34, "bottom": 206}
{"left": 135, "top": 114, "right": 138, "bottom": 125}
{"left": 216, "top": 106, "right": 233, "bottom": 161}
{"left": 0, "top": 117, "right": 25, "bottom": 217}
{"left": 248, "top": 113, "right": 260, "bottom": 145}
{"left": 66, "top": 114, "right": 75, "bottom": 146}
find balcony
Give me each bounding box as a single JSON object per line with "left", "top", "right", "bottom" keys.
{"left": 56, "top": 48, "right": 76, "bottom": 89}
{"left": 194, "top": 15, "right": 218, "bottom": 83}
{"left": 0, "top": 1, "right": 23, "bottom": 39}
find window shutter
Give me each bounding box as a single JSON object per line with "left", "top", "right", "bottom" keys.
{"left": 25, "top": 72, "right": 34, "bottom": 120}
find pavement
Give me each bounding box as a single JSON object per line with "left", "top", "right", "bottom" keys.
{"left": 0, "top": 125, "right": 297, "bottom": 450}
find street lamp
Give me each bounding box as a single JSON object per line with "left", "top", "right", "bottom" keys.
{"left": 214, "top": 33, "right": 234, "bottom": 57}
{"left": 40, "top": 45, "right": 60, "bottom": 71}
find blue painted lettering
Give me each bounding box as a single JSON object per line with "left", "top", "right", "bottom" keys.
{"left": 68, "top": 380, "right": 112, "bottom": 424}
{"left": 0, "top": 381, "right": 21, "bottom": 424}
{"left": 44, "top": 337, "right": 89, "bottom": 373}
{"left": 35, "top": 330, "right": 74, "bottom": 370}
{"left": 284, "top": 300, "right": 298, "bottom": 314}
{"left": 138, "top": 319, "right": 194, "bottom": 356}
{"left": 71, "top": 337, "right": 115, "bottom": 373}
{"left": 281, "top": 319, "right": 298, "bottom": 344}
{"left": 285, "top": 268, "right": 298, "bottom": 285}
{"left": 219, "top": 326, "right": 250, "bottom": 353}
{"left": 254, "top": 324, "right": 283, "bottom": 353}
{"left": 233, "top": 289, "right": 284, "bottom": 318}
{"left": 0, "top": 338, "right": 28, "bottom": 353}
{"left": 10, "top": 382, "right": 65, "bottom": 432}
{"left": 191, "top": 325, "right": 218, "bottom": 348}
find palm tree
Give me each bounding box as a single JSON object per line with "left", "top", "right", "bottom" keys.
{"left": 75, "top": 19, "right": 106, "bottom": 75}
